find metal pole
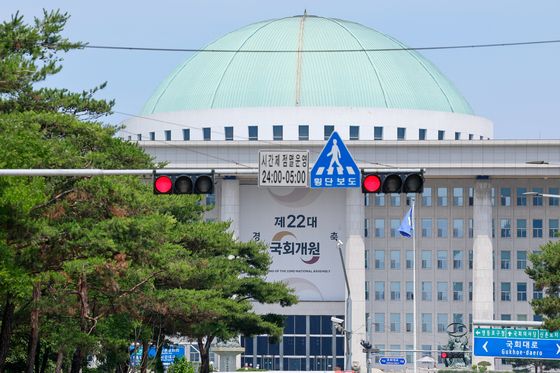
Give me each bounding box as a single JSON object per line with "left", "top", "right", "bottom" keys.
{"left": 337, "top": 240, "right": 352, "bottom": 371}
{"left": 411, "top": 197, "right": 417, "bottom": 373}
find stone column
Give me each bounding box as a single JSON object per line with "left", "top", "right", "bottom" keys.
{"left": 345, "top": 188, "right": 366, "bottom": 372}
{"left": 472, "top": 180, "right": 495, "bottom": 368}
{"left": 220, "top": 177, "right": 240, "bottom": 239}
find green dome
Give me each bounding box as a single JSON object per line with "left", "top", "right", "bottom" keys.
{"left": 142, "top": 15, "right": 473, "bottom": 115}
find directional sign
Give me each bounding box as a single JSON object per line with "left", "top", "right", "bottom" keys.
{"left": 310, "top": 131, "right": 360, "bottom": 188}
{"left": 130, "top": 345, "right": 186, "bottom": 366}
{"left": 259, "top": 150, "right": 309, "bottom": 187}
{"left": 379, "top": 357, "right": 407, "bottom": 365}
{"left": 474, "top": 328, "right": 560, "bottom": 360}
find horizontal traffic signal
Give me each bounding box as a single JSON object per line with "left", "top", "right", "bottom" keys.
{"left": 153, "top": 173, "right": 214, "bottom": 195}
{"left": 361, "top": 171, "right": 424, "bottom": 194}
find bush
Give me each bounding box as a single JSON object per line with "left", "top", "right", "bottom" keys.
{"left": 168, "top": 357, "right": 196, "bottom": 373}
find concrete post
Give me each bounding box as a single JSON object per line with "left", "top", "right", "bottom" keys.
{"left": 472, "top": 180, "right": 495, "bottom": 368}
{"left": 345, "top": 188, "right": 366, "bottom": 372}
{"left": 220, "top": 177, "right": 240, "bottom": 239}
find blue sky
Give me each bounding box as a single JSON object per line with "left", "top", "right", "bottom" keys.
{"left": 2, "top": 1, "right": 560, "bottom": 139}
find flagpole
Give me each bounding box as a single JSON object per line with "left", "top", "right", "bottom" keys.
{"left": 412, "top": 197, "right": 417, "bottom": 373}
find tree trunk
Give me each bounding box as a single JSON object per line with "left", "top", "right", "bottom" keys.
{"left": 70, "top": 347, "right": 83, "bottom": 373}
{"left": 198, "top": 336, "right": 214, "bottom": 373}
{"left": 0, "top": 296, "right": 16, "bottom": 373}
{"left": 54, "top": 350, "right": 64, "bottom": 373}
{"left": 140, "top": 339, "right": 149, "bottom": 373}
{"left": 26, "top": 282, "right": 41, "bottom": 373}
{"left": 39, "top": 346, "right": 49, "bottom": 373}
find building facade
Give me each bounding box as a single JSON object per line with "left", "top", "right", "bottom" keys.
{"left": 122, "top": 14, "right": 560, "bottom": 370}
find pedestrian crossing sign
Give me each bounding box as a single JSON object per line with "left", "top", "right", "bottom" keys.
{"left": 310, "top": 131, "right": 360, "bottom": 188}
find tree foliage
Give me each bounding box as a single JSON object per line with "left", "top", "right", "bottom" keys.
{"left": 0, "top": 9, "right": 296, "bottom": 373}
{"left": 526, "top": 241, "right": 560, "bottom": 331}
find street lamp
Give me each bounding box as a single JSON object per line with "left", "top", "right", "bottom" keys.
{"left": 335, "top": 240, "right": 352, "bottom": 371}
{"left": 523, "top": 191, "right": 560, "bottom": 199}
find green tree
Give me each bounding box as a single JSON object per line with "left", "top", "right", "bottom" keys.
{"left": 526, "top": 241, "right": 560, "bottom": 331}
{"left": 506, "top": 358, "right": 560, "bottom": 373}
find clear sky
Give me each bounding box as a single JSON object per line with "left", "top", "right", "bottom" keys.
{"left": 2, "top": 1, "right": 560, "bottom": 139}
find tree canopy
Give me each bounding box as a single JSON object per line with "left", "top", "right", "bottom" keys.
{"left": 0, "top": 9, "right": 296, "bottom": 373}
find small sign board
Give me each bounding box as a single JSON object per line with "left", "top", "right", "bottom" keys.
{"left": 130, "top": 345, "right": 186, "bottom": 367}
{"left": 259, "top": 150, "right": 309, "bottom": 187}
{"left": 379, "top": 357, "right": 407, "bottom": 365}
{"left": 310, "top": 131, "right": 360, "bottom": 188}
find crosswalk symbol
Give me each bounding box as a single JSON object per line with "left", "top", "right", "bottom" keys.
{"left": 310, "top": 131, "right": 360, "bottom": 188}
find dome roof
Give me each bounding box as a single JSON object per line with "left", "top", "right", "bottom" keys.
{"left": 142, "top": 15, "right": 473, "bottom": 115}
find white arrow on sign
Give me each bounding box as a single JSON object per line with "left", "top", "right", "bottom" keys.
{"left": 483, "top": 341, "right": 489, "bottom": 353}
{"left": 556, "top": 343, "right": 560, "bottom": 354}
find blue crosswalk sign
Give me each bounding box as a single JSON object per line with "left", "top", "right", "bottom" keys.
{"left": 310, "top": 131, "right": 360, "bottom": 188}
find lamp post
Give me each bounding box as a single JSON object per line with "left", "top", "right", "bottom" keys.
{"left": 523, "top": 191, "right": 560, "bottom": 199}
{"left": 336, "top": 240, "right": 352, "bottom": 371}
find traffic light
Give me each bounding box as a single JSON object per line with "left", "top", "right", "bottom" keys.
{"left": 153, "top": 173, "right": 214, "bottom": 195}
{"left": 361, "top": 171, "right": 424, "bottom": 194}
{"left": 360, "top": 340, "right": 372, "bottom": 351}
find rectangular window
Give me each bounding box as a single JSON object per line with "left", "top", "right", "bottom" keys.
{"left": 421, "top": 250, "right": 432, "bottom": 269}
{"left": 364, "top": 218, "right": 369, "bottom": 237}
{"left": 374, "top": 313, "right": 385, "bottom": 332}
{"left": 375, "top": 194, "right": 385, "bottom": 206}
{"left": 533, "top": 219, "right": 543, "bottom": 238}
{"left": 374, "top": 219, "right": 385, "bottom": 238}
{"left": 500, "top": 187, "right": 512, "bottom": 206}
{"left": 203, "top": 127, "right": 212, "bottom": 141}
{"left": 437, "top": 218, "right": 448, "bottom": 238}
{"left": 390, "top": 250, "right": 401, "bottom": 269}
{"left": 324, "top": 125, "right": 334, "bottom": 140}
{"left": 298, "top": 125, "right": 309, "bottom": 140}
{"left": 437, "top": 282, "right": 448, "bottom": 301}
{"left": 453, "top": 282, "right": 464, "bottom": 301}
{"left": 421, "top": 313, "right": 432, "bottom": 333}
{"left": 469, "top": 282, "right": 473, "bottom": 301}
{"left": 390, "top": 313, "right": 401, "bottom": 332}
{"left": 468, "top": 219, "right": 474, "bottom": 238}
{"left": 406, "top": 313, "right": 413, "bottom": 332}
{"left": 374, "top": 250, "right": 385, "bottom": 269}
{"left": 501, "top": 282, "right": 511, "bottom": 301}
{"left": 390, "top": 219, "right": 400, "bottom": 238}
{"left": 390, "top": 282, "right": 401, "bottom": 301}
{"left": 533, "top": 188, "right": 544, "bottom": 206}
{"left": 453, "top": 188, "right": 464, "bottom": 206}
{"left": 517, "top": 219, "right": 527, "bottom": 238}
{"left": 468, "top": 187, "right": 474, "bottom": 206}
{"left": 452, "top": 250, "right": 463, "bottom": 269}
{"left": 500, "top": 250, "right": 511, "bottom": 270}
{"left": 517, "top": 282, "right": 527, "bottom": 301}
{"left": 437, "top": 313, "right": 448, "bottom": 332}
{"left": 406, "top": 250, "right": 414, "bottom": 269}
{"left": 406, "top": 282, "right": 414, "bottom": 301}
{"left": 164, "top": 130, "right": 171, "bottom": 141}
{"left": 437, "top": 250, "right": 448, "bottom": 269}
{"left": 137, "top": 133, "right": 142, "bottom": 141}
{"left": 273, "top": 125, "right": 283, "bottom": 141}
{"left": 149, "top": 131, "right": 155, "bottom": 141}
{"left": 182, "top": 128, "right": 190, "bottom": 141}
{"left": 437, "top": 187, "right": 448, "bottom": 206}
{"left": 422, "top": 187, "right": 432, "bottom": 206}
{"left": 516, "top": 250, "right": 527, "bottom": 269}
{"left": 225, "top": 126, "right": 234, "bottom": 141}
{"left": 364, "top": 249, "right": 369, "bottom": 269}
{"left": 438, "top": 130, "right": 445, "bottom": 140}
{"left": 374, "top": 281, "right": 385, "bottom": 301}
{"left": 549, "top": 219, "right": 559, "bottom": 237}
{"left": 516, "top": 187, "right": 527, "bottom": 206}
{"left": 453, "top": 219, "right": 464, "bottom": 238}
{"left": 455, "top": 132, "right": 461, "bottom": 140}
{"left": 349, "top": 125, "right": 359, "bottom": 140}
{"left": 469, "top": 134, "right": 474, "bottom": 140}
{"left": 469, "top": 250, "right": 473, "bottom": 269}
{"left": 419, "top": 128, "right": 427, "bottom": 140}
{"left": 421, "top": 218, "right": 432, "bottom": 238}
{"left": 550, "top": 188, "right": 560, "bottom": 206}
{"left": 421, "top": 281, "right": 432, "bottom": 301}
{"left": 533, "top": 284, "right": 543, "bottom": 300}
{"left": 500, "top": 218, "right": 511, "bottom": 238}
{"left": 397, "top": 127, "right": 406, "bottom": 140}
{"left": 390, "top": 193, "right": 401, "bottom": 207}
{"left": 374, "top": 126, "right": 383, "bottom": 140}
{"left": 248, "top": 126, "right": 258, "bottom": 141}
{"left": 453, "top": 313, "right": 464, "bottom": 324}
{"left": 365, "top": 281, "right": 369, "bottom": 300}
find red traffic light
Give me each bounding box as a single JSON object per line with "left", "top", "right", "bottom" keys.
{"left": 362, "top": 174, "right": 382, "bottom": 193}
{"left": 154, "top": 175, "right": 173, "bottom": 194}
{"left": 440, "top": 352, "right": 448, "bottom": 359}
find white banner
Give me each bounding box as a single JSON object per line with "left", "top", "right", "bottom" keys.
{"left": 239, "top": 186, "right": 345, "bottom": 301}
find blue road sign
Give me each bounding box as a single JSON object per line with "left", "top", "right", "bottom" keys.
{"left": 310, "top": 131, "right": 360, "bottom": 188}
{"left": 379, "top": 357, "right": 407, "bottom": 365}
{"left": 474, "top": 337, "right": 560, "bottom": 360}
{"left": 131, "top": 345, "right": 186, "bottom": 366}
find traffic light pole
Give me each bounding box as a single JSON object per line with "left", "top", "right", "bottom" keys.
{"left": 0, "top": 168, "right": 258, "bottom": 177}
{"left": 336, "top": 240, "right": 352, "bottom": 371}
